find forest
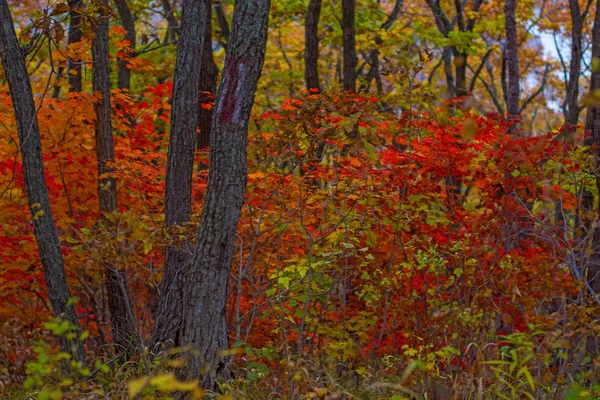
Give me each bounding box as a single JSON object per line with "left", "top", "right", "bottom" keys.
{"left": 0, "top": 0, "right": 599, "bottom": 398}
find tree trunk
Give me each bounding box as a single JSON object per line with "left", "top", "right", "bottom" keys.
{"left": 215, "top": 0, "right": 231, "bottom": 48}
{"left": 504, "top": 0, "right": 520, "bottom": 128}
{"left": 161, "top": 0, "right": 180, "bottom": 42}
{"left": 92, "top": 0, "right": 139, "bottom": 357}
{"left": 180, "top": 0, "right": 270, "bottom": 387}
{"left": 341, "top": 0, "right": 356, "bottom": 91}
{"left": 151, "top": 0, "right": 207, "bottom": 349}
{"left": 114, "top": 0, "right": 136, "bottom": 91}
{"left": 454, "top": 51, "right": 468, "bottom": 97}
{"left": 425, "top": 0, "right": 483, "bottom": 100}
{"left": 0, "top": 0, "right": 85, "bottom": 364}
{"left": 360, "top": 0, "right": 403, "bottom": 92}
{"left": 304, "top": 0, "right": 322, "bottom": 91}
{"left": 67, "top": 0, "right": 83, "bottom": 92}
{"left": 586, "top": 0, "right": 600, "bottom": 295}
{"left": 198, "top": 0, "right": 218, "bottom": 150}
{"left": 565, "top": 0, "right": 584, "bottom": 128}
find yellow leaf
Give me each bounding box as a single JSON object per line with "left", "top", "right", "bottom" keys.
{"left": 127, "top": 376, "right": 149, "bottom": 398}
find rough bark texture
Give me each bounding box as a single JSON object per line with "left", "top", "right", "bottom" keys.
{"left": 504, "top": 0, "right": 520, "bottom": 124}
{"left": 0, "top": 0, "right": 85, "bottom": 364}
{"left": 151, "top": 0, "right": 207, "bottom": 349}
{"left": 92, "top": 0, "right": 139, "bottom": 357}
{"left": 342, "top": 0, "right": 356, "bottom": 91}
{"left": 114, "top": 0, "right": 136, "bottom": 91}
{"left": 180, "top": 0, "right": 270, "bottom": 387}
{"left": 304, "top": 0, "right": 322, "bottom": 91}
{"left": 565, "top": 0, "right": 584, "bottom": 128}
{"left": 586, "top": 0, "right": 600, "bottom": 295}
{"left": 198, "top": 0, "right": 218, "bottom": 150}
{"left": 67, "top": 0, "right": 83, "bottom": 92}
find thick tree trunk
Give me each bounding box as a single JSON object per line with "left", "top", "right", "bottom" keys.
{"left": 565, "top": 0, "right": 583, "bottom": 128}
{"left": 114, "top": 0, "right": 136, "bottom": 91}
{"left": 341, "top": 0, "right": 356, "bottom": 91}
{"left": 586, "top": 0, "right": 600, "bottom": 295}
{"left": 180, "top": 0, "right": 270, "bottom": 387}
{"left": 304, "top": 0, "right": 322, "bottom": 91}
{"left": 67, "top": 0, "right": 83, "bottom": 92}
{"left": 151, "top": 0, "right": 207, "bottom": 349}
{"left": 0, "top": 0, "right": 85, "bottom": 364}
{"left": 92, "top": 0, "right": 139, "bottom": 357}
{"left": 505, "top": 0, "right": 520, "bottom": 128}
{"left": 198, "top": 0, "right": 218, "bottom": 150}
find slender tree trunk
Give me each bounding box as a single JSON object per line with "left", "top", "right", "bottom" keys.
{"left": 454, "top": 50, "right": 468, "bottom": 97}
{"left": 198, "top": 0, "right": 218, "bottom": 150}
{"left": 161, "top": 0, "right": 180, "bottom": 42}
{"left": 0, "top": 0, "right": 85, "bottom": 364}
{"left": 442, "top": 47, "right": 456, "bottom": 98}
{"left": 360, "top": 0, "right": 403, "bottom": 92}
{"left": 151, "top": 0, "right": 207, "bottom": 349}
{"left": 92, "top": 0, "right": 139, "bottom": 357}
{"left": 586, "top": 0, "right": 600, "bottom": 295}
{"left": 565, "top": 0, "right": 584, "bottom": 128}
{"left": 114, "top": 0, "right": 136, "bottom": 91}
{"left": 180, "top": 0, "right": 270, "bottom": 387}
{"left": 304, "top": 0, "right": 322, "bottom": 91}
{"left": 215, "top": 0, "right": 231, "bottom": 48}
{"left": 341, "top": 0, "right": 356, "bottom": 91}
{"left": 67, "top": 0, "right": 83, "bottom": 92}
{"left": 505, "top": 0, "right": 520, "bottom": 130}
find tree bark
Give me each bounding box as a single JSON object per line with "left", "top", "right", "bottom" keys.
{"left": 304, "top": 0, "right": 322, "bottom": 91}
{"left": 92, "top": 0, "right": 139, "bottom": 357}
{"left": 114, "top": 0, "right": 136, "bottom": 91}
{"left": 198, "top": 0, "right": 218, "bottom": 150}
{"left": 67, "top": 0, "right": 83, "bottom": 92}
{"left": 180, "top": 0, "right": 270, "bottom": 387}
{"left": 504, "top": 0, "right": 520, "bottom": 128}
{"left": 151, "top": 0, "right": 208, "bottom": 349}
{"left": 342, "top": 0, "right": 356, "bottom": 91}
{"left": 0, "top": 0, "right": 85, "bottom": 364}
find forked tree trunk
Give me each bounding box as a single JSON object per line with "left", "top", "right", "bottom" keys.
{"left": 151, "top": 0, "right": 208, "bottom": 349}
{"left": 114, "top": 0, "right": 136, "bottom": 91}
{"left": 180, "top": 0, "right": 270, "bottom": 387}
{"left": 304, "top": 0, "right": 322, "bottom": 91}
{"left": 341, "top": 0, "right": 356, "bottom": 91}
{"left": 92, "top": 0, "right": 139, "bottom": 357}
{"left": 505, "top": 0, "right": 520, "bottom": 130}
{"left": 0, "top": 0, "right": 85, "bottom": 364}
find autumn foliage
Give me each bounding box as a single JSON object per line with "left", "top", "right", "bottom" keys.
{"left": 0, "top": 84, "right": 598, "bottom": 397}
